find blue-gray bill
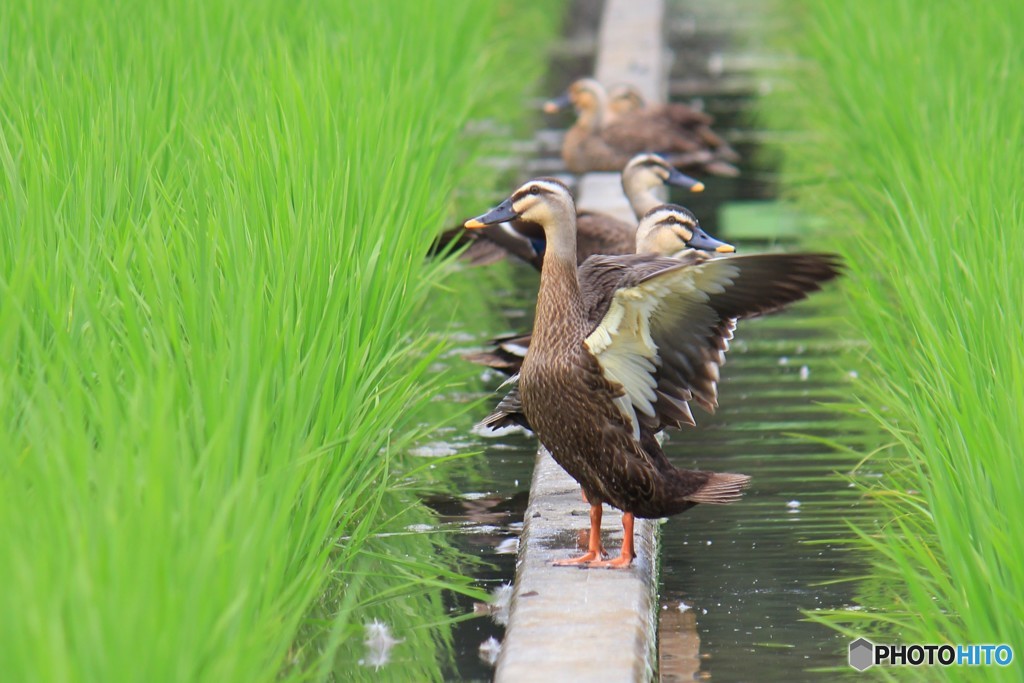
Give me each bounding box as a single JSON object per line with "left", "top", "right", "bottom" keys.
{"left": 542, "top": 92, "right": 571, "bottom": 114}
{"left": 690, "top": 227, "right": 735, "bottom": 253}
{"left": 667, "top": 166, "right": 706, "bottom": 193}
{"left": 464, "top": 197, "right": 517, "bottom": 229}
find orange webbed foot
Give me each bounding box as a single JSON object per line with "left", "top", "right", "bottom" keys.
{"left": 588, "top": 551, "right": 634, "bottom": 569}
{"left": 587, "top": 512, "right": 635, "bottom": 569}
{"left": 574, "top": 528, "right": 608, "bottom": 558}
{"left": 553, "top": 551, "right": 600, "bottom": 566}
{"left": 554, "top": 502, "right": 606, "bottom": 566}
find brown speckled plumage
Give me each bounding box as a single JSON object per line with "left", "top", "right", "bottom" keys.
{"left": 607, "top": 84, "right": 741, "bottom": 169}
{"left": 518, "top": 255, "right": 739, "bottom": 517}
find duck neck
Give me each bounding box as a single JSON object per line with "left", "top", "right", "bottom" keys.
{"left": 623, "top": 176, "right": 663, "bottom": 221}
{"left": 534, "top": 220, "right": 585, "bottom": 343}
{"left": 577, "top": 89, "right": 607, "bottom": 134}
{"left": 577, "top": 106, "right": 602, "bottom": 134}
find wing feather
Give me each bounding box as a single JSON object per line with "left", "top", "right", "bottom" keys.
{"left": 584, "top": 253, "right": 841, "bottom": 435}
{"left": 583, "top": 288, "right": 662, "bottom": 439}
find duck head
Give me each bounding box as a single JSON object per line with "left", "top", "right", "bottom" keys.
{"left": 607, "top": 84, "right": 646, "bottom": 121}
{"left": 543, "top": 78, "right": 608, "bottom": 128}
{"left": 635, "top": 204, "right": 735, "bottom": 256}
{"left": 623, "top": 153, "right": 705, "bottom": 195}
{"left": 465, "top": 179, "right": 577, "bottom": 257}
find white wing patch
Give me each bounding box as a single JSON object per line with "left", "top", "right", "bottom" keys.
{"left": 584, "top": 260, "right": 741, "bottom": 439}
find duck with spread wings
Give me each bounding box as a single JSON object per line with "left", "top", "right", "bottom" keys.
{"left": 464, "top": 179, "right": 842, "bottom": 568}
{"left": 466, "top": 203, "right": 735, "bottom": 376}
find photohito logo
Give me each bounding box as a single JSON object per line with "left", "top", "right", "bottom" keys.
{"left": 849, "top": 638, "right": 1014, "bottom": 671}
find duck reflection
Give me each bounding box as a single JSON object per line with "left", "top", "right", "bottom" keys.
{"left": 659, "top": 603, "right": 703, "bottom": 681}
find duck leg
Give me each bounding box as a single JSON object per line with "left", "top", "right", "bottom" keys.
{"left": 553, "top": 503, "right": 604, "bottom": 565}
{"left": 589, "top": 512, "right": 635, "bottom": 569}
{"left": 576, "top": 489, "right": 608, "bottom": 556}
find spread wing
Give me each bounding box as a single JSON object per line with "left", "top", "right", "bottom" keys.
{"left": 478, "top": 252, "right": 841, "bottom": 436}
{"left": 578, "top": 252, "right": 712, "bottom": 433}
{"left": 477, "top": 255, "right": 679, "bottom": 434}
{"left": 584, "top": 253, "right": 842, "bottom": 436}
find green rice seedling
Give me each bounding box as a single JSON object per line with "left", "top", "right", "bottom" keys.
{"left": 761, "top": 0, "right": 1024, "bottom": 678}
{"left": 0, "top": 0, "right": 559, "bottom": 681}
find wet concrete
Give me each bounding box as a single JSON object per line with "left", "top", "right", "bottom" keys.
{"left": 494, "top": 453, "right": 659, "bottom": 682}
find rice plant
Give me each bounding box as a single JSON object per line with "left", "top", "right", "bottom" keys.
{"left": 764, "top": 1, "right": 1023, "bottom": 678}
{"left": 0, "top": 0, "right": 558, "bottom": 680}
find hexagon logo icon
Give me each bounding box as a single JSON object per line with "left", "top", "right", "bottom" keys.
{"left": 849, "top": 638, "right": 875, "bottom": 671}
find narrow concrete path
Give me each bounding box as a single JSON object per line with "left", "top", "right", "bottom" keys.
{"left": 494, "top": 1, "right": 666, "bottom": 680}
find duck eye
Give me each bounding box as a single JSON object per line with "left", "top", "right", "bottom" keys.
{"left": 529, "top": 186, "right": 541, "bottom": 196}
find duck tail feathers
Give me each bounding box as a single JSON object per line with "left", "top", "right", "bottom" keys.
{"left": 685, "top": 472, "right": 751, "bottom": 505}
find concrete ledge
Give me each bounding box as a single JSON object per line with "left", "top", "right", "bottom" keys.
{"left": 595, "top": 0, "right": 667, "bottom": 103}
{"left": 495, "top": 450, "right": 659, "bottom": 682}
{"left": 577, "top": 172, "right": 636, "bottom": 222}
{"left": 494, "top": 0, "right": 666, "bottom": 680}
{"left": 578, "top": 0, "right": 666, "bottom": 219}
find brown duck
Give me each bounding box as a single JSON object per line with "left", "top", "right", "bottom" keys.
{"left": 465, "top": 179, "right": 842, "bottom": 567}
{"left": 607, "top": 84, "right": 740, "bottom": 176}
{"left": 434, "top": 153, "right": 704, "bottom": 270}
{"left": 546, "top": 78, "right": 739, "bottom": 176}
{"left": 466, "top": 202, "right": 735, "bottom": 375}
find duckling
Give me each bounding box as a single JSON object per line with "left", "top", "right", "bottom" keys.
{"left": 545, "top": 78, "right": 738, "bottom": 176}
{"left": 434, "top": 153, "right": 704, "bottom": 270}
{"left": 464, "top": 180, "right": 842, "bottom": 567}
{"left": 465, "top": 202, "right": 733, "bottom": 376}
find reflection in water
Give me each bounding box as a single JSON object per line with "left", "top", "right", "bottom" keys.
{"left": 478, "top": 636, "right": 503, "bottom": 666}
{"left": 659, "top": 605, "right": 702, "bottom": 682}
{"left": 657, "top": 292, "right": 874, "bottom": 681}
{"left": 360, "top": 620, "right": 403, "bottom": 671}
{"left": 649, "top": 1, "right": 878, "bottom": 676}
